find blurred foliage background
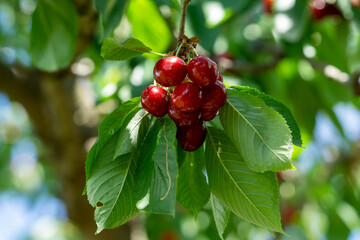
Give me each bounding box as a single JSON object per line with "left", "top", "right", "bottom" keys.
{"left": 1, "top": 0, "right": 360, "bottom": 239}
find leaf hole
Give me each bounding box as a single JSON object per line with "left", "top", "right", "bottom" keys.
{"left": 96, "top": 202, "right": 104, "bottom": 208}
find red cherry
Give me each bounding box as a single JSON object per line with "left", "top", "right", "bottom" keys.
{"left": 154, "top": 56, "right": 188, "bottom": 87}
{"left": 171, "top": 82, "right": 202, "bottom": 112}
{"left": 201, "top": 109, "right": 218, "bottom": 121}
{"left": 168, "top": 103, "right": 201, "bottom": 126}
{"left": 176, "top": 122, "right": 207, "bottom": 152}
{"left": 141, "top": 85, "right": 169, "bottom": 117}
{"left": 188, "top": 56, "right": 219, "bottom": 87}
{"left": 217, "top": 73, "right": 223, "bottom": 82}
{"left": 263, "top": 0, "right": 274, "bottom": 14}
{"left": 311, "top": 0, "right": 342, "bottom": 20}
{"left": 201, "top": 80, "right": 227, "bottom": 112}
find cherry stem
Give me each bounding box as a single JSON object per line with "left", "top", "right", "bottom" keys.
{"left": 178, "top": 0, "right": 191, "bottom": 42}
{"left": 175, "top": 43, "right": 184, "bottom": 56}
{"left": 150, "top": 51, "right": 165, "bottom": 57}
{"left": 160, "top": 119, "right": 171, "bottom": 201}
{"left": 188, "top": 44, "right": 198, "bottom": 57}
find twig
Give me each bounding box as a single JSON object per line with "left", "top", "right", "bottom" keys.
{"left": 178, "top": 0, "right": 191, "bottom": 42}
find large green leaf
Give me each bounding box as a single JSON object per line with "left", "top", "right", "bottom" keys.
{"left": 205, "top": 127, "right": 284, "bottom": 233}
{"left": 101, "top": 38, "right": 152, "bottom": 61}
{"left": 220, "top": 89, "right": 293, "bottom": 172}
{"left": 86, "top": 132, "right": 138, "bottom": 233}
{"left": 229, "top": 86, "right": 302, "bottom": 147}
{"left": 127, "top": 0, "right": 172, "bottom": 53}
{"left": 145, "top": 119, "right": 178, "bottom": 216}
{"left": 176, "top": 147, "right": 210, "bottom": 216}
{"left": 86, "top": 97, "right": 141, "bottom": 179}
{"left": 94, "top": 0, "right": 128, "bottom": 39}
{"left": 211, "top": 194, "right": 230, "bottom": 240}
{"left": 30, "top": 0, "right": 78, "bottom": 71}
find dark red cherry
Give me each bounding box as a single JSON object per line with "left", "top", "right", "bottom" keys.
{"left": 217, "top": 73, "right": 223, "bottom": 82}
{"left": 141, "top": 85, "right": 169, "bottom": 117}
{"left": 172, "top": 82, "right": 202, "bottom": 112}
{"left": 201, "top": 80, "right": 227, "bottom": 112}
{"left": 188, "top": 56, "right": 219, "bottom": 87}
{"left": 201, "top": 109, "right": 218, "bottom": 121}
{"left": 168, "top": 103, "right": 201, "bottom": 126}
{"left": 263, "top": 0, "right": 274, "bottom": 14}
{"left": 311, "top": 0, "right": 342, "bottom": 21}
{"left": 153, "top": 56, "right": 188, "bottom": 87}
{"left": 176, "top": 122, "right": 207, "bottom": 152}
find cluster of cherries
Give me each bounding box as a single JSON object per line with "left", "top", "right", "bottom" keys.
{"left": 141, "top": 55, "right": 226, "bottom": 152}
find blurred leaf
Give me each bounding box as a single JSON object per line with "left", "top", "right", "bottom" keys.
{"left": 127, "top": 0, "right": 172, "bottom": 52}
{"left": 94, "top": 0, "right": 128, "bottom": 39}
{"left": 211, "top": 194, "right": 230, "bottom": 240}
{"left": 205, "top": 127, "right": 284, "bottom": 233}
{"left": 101, "top": 38, "right": 152, "bottom": 61}
{"left": 274, "top": 0, "right": 310, "bottom": 43}
{"left": 176, "top": 147, "right": 210, "bottom": 216}
{"left": 145, "top": 119, "right": 177, "bottom": 216}
{"left": 229, "top": 86, "right": 302, "bottom": 147}
{"left": 30, "top": 0, "right": 78, "bottom": 71}
{"left": 220, "top": 89, "right": 293, "bottom": 172}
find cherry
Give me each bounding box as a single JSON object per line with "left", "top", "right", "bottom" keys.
{"left": 263, "top": 0, "right": 274, "bottom": 14}
{"left": 310, "top": 0, "right": 342, "bottom": 21}
{"left": 176, "top": 122, "right": 207, "bottom": 152}
{"left": 201, "top": 80, "right": 227, "bottom": 112}
{"left": 351, "top": 0, "right": 360, "bottom": 7}
{"left": 201, "top": 109, "right": 218, "bottom": 121}
{"left": 171, "top": 82, "right": 202, "bottom": 112}
{"left": 188, "top": 56, "right": 219, "bottom": 87}
{"left": 153, "top": 56, "right": 187, "bottom": 87}
{"left": 141, "top": 85, "right": 169, "bottom": 117}
{"left": 217, "top": 73, "right": 223, "bottom": 82}
{"left": 168, "top": 103, "right": 201, "bottom": 127}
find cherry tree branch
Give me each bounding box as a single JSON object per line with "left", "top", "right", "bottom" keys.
{"left": 178, "top": 0, "right": 191, "bottom": 42}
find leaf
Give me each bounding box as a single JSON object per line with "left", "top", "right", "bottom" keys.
{"left": 229, "top": 86, "right": 302, "bottom": 147}
{"left": 86, "top": 97, "right": 140, "bottom": 179}
{"left": 94, "top": 0, "right": 128, "bottom": 39}
{"left": 144, "top": 119, "right": 178, "bottom": 216}
{"left": 176, "top": 147, "right": 210, "bottom": 216}
{"left": 211, "top": 194, "right": 230, "bottom": 240}
{"left": 133, "top": 120, "right": 163, "bottom": 201}
{"left": 30, "top": 0, "right": 78, "bottom": 71}
{"left": 101, "top": 38, "right": 152, "bottom": 61}
{"left": 220, "top": 89, "right": 293, "bottom": 172}
{"left": 126, "top": 0, "right": 172, "bottom": 53}
{"left": 114, "top": 109, "right": 151, "bottom": 158}
{"left": 205, "top": 127, "right": 284, "bottom": 233}
{"left": 86, "top": 135, "right": 138, "bottom": 233}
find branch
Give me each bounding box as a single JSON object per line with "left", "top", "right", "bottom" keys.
{"left": 178, "top": 0, "right": 191, "bottom": 42}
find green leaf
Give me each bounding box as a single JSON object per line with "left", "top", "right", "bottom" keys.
{"left": 220, "top": 89, "right": 293, "bottom": 172}
{"left": 127, "top": 0, "right": 172, "bottom": 53}
{"left": 205, "top": 127, "right": 284, "bottom": 233}
{"left": 94, "top": 0, "right": 128, "bottom": 39}
{"left": 114, "top": 109, "right": 151, "bottom": 158}
{"left": 211, "top": 194, "right": 230, "bottom": 240}
{"left": 86, "top": 134, "right": 138, "bottom": 233}
{"left": 229, "top": 86, "right": 302, "bottom": 147}
{"left": 133, "top": 120, "right": 163, "bottom": 201}
{"left": 86, "top": 97, "right": 140, "bottom": 179}
{"left": 176, "top": 147, "right": 210, "bottom": 216}
{"left": 145, "top": 119, "right": 178, "bottom": 216}
{"left": 101, "top": 38, "right": 152, "bottom": 61}
{"left": 30, "top": 0, "right": 78, "bottom": 71}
